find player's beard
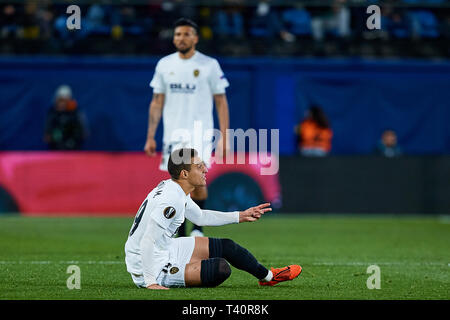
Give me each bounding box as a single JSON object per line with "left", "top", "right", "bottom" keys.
{"left": 177, "top": 45, "right": 192, "bottom": 55}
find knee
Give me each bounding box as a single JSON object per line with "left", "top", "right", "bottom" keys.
{"left": 217, "top": 258, "right": 232, "bottom": 282}
{"left": 200, "top": 258, "right": 231, "bottom": 287}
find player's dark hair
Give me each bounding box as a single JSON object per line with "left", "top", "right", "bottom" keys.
{"left": 168, "top": 148, "right": 198, "bottom": 180}
{"left": 173, "top": 17, "right": 199, "bottom": 34}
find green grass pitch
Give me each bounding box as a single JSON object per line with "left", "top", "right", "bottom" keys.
{"left": 0, "top": 214, "right": 448, "bottom": 300}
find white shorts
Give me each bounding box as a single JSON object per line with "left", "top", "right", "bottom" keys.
{"left": 130, "top": 236, "right": 196, "bottom": 288}
{"left": 160, "top": 141, "right": 212, "bottom": 171}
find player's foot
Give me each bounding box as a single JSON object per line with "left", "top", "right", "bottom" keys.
{"left": 258, "top": 265, "right": 302, "bottom": 286}
{"left": 190, "top": 229, "right": 204, "bottom": 237}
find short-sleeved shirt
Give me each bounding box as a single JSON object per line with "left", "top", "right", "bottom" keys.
{"left": 150, "top": 51, "right": 229, "bottom": 167}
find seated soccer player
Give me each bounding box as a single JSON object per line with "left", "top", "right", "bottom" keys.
{"left": 124, "top": 148, "right": 302, "bottom": 289}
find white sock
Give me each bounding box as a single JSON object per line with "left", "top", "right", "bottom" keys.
{"left": 262, "top": 270, "right": 273, "bottom": 282}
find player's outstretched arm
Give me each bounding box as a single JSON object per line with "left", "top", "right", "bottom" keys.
{"left": 185, "top": 200, "right": 271, "bottom": 226}
{"left": 239, "top": 203, "right": 272, "bottom": 223}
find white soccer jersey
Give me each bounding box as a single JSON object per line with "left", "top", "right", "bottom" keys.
{"left": 124, "top": 179, "right": 239, "bottom": 286}
{"left": 150, "top": 51, "right": 229, "bottom": 168}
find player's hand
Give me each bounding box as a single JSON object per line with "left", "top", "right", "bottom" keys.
{"left": 239, "top": 203, "right": 272, "bottom": 223}
{"left": 146, "top": 284, "right": 169, "bottom": 290}
{"left": 144, "top": 138, "right": 157, "bottom": 156}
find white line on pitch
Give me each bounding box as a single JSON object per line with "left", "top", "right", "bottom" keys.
{"left": 311, "top": 262, "right": 447, "bottom": 266}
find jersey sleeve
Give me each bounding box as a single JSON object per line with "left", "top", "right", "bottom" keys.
{"left": 208, "top": 59, "right": 229, "bottom": 95}
{"left": 149, "top": 61, "right": 166, "bottom": 94}
{"left": 185, "top": 197, "right": 239, "bottom": 226}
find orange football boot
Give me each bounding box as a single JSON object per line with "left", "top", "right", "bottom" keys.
{"left": 258, "top": 265, "right": 302, "bottom": 286}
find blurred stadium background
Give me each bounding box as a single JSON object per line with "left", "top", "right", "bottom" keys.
{"left": 0, "top": 0, "right": 449, "bottom": 215}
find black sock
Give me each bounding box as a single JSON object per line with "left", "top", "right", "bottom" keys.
{"left": 209, "top": 238, "right": 269, "bottom": 280}
{"left": 192, "top": 199, "right": 205, "bottom": 232}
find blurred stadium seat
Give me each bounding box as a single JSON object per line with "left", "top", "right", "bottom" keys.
{"left": 409, "top": 10, "right": 440, "bottom": 38}
{"left": 281, "top": 6, "right": 312, "bottom": 36}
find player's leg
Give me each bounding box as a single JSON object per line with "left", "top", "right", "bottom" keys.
{"left": 189, "top": 185, "right": 208, "bottom": 236}
{"left": 209, "top": 238, "right": 302, "bottom": 286}
{"left": 184, "top": 238, "right": 302, "bottom": 287}
{"left": 208, "top": 238, "right": 272, "bottom": 281}
{"left": 184, "top": 237, "right": 272, "bottom": 287}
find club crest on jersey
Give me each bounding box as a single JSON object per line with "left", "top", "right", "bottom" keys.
{"left": 193, "top": 69, "right": 200, "bottom": 77}
{"left": 163, "top": 206, "right": 176, "bottom": 219}
{"left": 170, "top": 267, "right": 179, "bottom": 274}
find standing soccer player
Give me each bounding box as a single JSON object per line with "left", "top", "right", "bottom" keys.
{"left": 144, "top": 18, "right": 231, "bottom": 237}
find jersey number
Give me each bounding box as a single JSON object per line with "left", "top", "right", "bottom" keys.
{"left": 129, "top": 199, "right": 148, "bottom": 236}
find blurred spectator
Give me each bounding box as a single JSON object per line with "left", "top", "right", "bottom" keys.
{"left": 295, "top": 105, "right": 333, "bottom": 157}
{"left": 33, "top": 0, "right": 54, "bottom": 40}
{"left": 44, "top": 85, "right": 88, "bottom": 150}
{"left": 376, "top": 129, "right": 402, "bottom": 158}
{"left": 281, "top": 3, "right": 312, "bottom": 39}
{"left": 381, "top": 5, "right": 412, "bottom": 39}
{"left": 197, "top": 6, "right": 214, "bottom": 40}
{"left": 311, "top": 0, "right": 350, "bottom": 41}
{"left": 249, "top": 0, "right": 294, "bottom": 42}
{"left": 21, "top": 0, "right": 40, "bottom": 39}
{"left": 1, "top": 4, "right": 19, "bottom": 38}
{"left": 409, "top": 10, "right": 439, "bottom": 39}
{"left": 441, "top": 15, "right": 450, "bottom": 39}
{"left": 155, "top": 0, "right": 197, "bottom": 40}
{"left": 114, "top": 6, "right": 147, "bottom": 38}
{"left": 84, "top": 4, "right": 111, "bottom": 37}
